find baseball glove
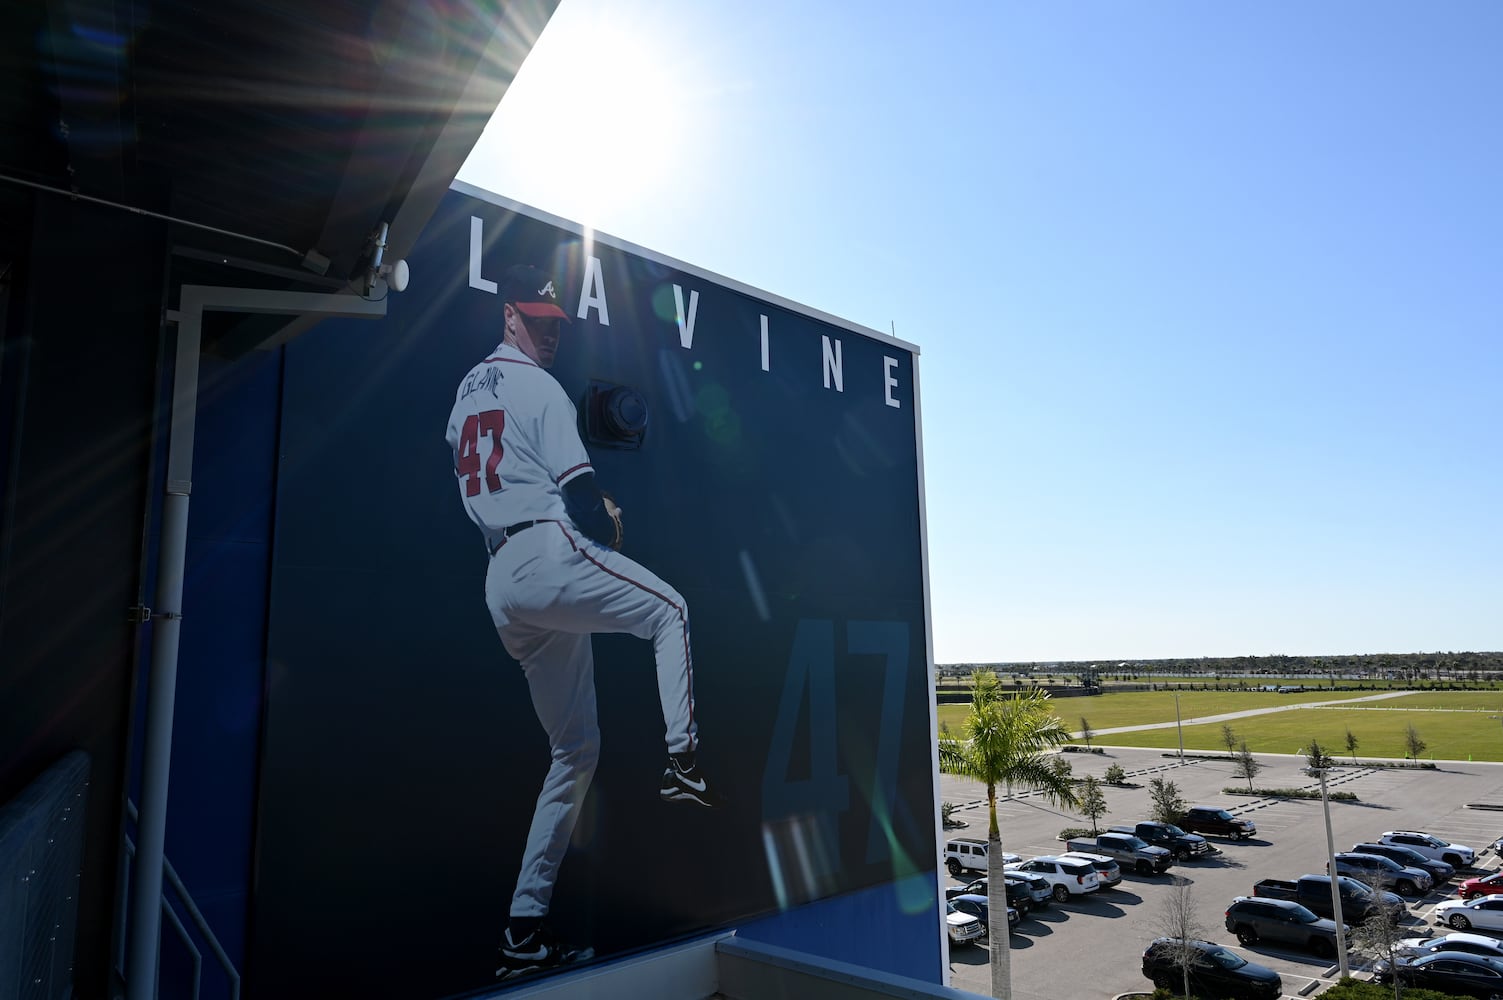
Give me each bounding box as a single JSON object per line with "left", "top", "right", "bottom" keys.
{"left": 601, "top": 492, "right": 624, "bottom": 551}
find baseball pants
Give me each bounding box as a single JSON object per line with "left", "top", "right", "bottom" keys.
{"left": 486, "top": 520, "right": 698, "bottom": 918}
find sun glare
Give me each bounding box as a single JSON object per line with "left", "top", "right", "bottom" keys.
{"left": 465, "top": 5, "right": 708, "bottom": 226}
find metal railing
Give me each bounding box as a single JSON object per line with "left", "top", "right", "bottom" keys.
{"left": 116, "top": 800, "right": 241, "bottom": 1000}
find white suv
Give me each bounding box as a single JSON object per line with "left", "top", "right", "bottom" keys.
{"left": 1379, "top": 831, "right": 1476, "bottom": 868}
{"left": 944, "top": 837, "right": 1021, "bottom": 878}
{"left": 1005, "top": 855, "right": 1101, "bottom": 902}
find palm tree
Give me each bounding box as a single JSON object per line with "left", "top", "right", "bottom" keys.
{"left": 938, "top": 672, "right": 1079, "bottom": 1000}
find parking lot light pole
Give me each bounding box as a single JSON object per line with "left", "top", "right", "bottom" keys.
{"left": 1173, "top": 692, "right": 1184, "bottom": 759}
{"left": 1307, "top": 765, "right": 1350, "bottom": 979}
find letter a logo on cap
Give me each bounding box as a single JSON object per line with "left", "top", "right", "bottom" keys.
{"left": 503, "top": 264, "right": 569, "bottom": 320}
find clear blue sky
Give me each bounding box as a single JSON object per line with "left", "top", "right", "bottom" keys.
{"left": 459, "top": 0, "right": 1501, "bottom": 664}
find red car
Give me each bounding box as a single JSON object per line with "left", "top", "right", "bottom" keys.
{"left": 1458, "top": 872, "right": 1503, "bottom": 900}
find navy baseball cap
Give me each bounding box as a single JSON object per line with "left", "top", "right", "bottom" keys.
{"left": 501, "top": 264, "right": 570, "bottom": 321}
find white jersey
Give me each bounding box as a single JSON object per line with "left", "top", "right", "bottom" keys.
{"left": 445, "top": 343, "right": 592, "bottom": 546}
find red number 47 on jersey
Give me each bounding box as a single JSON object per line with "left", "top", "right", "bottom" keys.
{"left": 456, "top": 410, "right": 505, "bottom": 496}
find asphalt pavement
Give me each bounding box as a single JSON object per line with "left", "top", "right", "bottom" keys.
{"left": 940, "top": 746, "right": 1503, "bottom": 999}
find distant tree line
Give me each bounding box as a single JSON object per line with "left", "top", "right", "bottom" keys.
{"left": 937, "top": 650, "right": 1503, "bottom": 686}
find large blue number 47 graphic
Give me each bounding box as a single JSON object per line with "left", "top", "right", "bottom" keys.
{"left": 761, "top": 619, "right": 912, "bottom": 864}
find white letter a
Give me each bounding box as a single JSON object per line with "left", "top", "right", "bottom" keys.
{"left": 577, "top": 256, "right": 611, "bottom": 326}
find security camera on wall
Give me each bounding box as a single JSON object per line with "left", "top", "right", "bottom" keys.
{"left": 361, "top": 221, "right": 409, "bottom": 296}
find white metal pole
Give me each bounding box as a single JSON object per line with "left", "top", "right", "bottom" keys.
{"left": 1318, "top": 769, "right": 1350, "bottom": 979}
{"left": 1174, "top": 692, "right": 1184, "bottom": 759}
{"left": 124, "top": 286, "right": 387, "bottom": 1000}
{"left": 126, "top": 307, "right": 201, "bottom": 1000}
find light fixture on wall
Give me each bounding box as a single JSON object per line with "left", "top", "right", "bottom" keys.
{"left": 362, "top": 221, "right": 410, "bottom": 296}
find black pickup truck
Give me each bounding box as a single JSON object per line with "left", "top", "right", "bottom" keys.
{"left": 1109, "top": 822, "right": 1212, "bottom": 860}
{"left": 1177, "top": 806, "right": 1257, "bottom": 841}
{"left": 1253, "top": 874, "right": 1403, "bottom": 925}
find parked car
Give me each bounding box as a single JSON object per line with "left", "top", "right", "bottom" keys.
{"left": 951, "top": 893, "right": 1019, "bottom": 936}
{"left": 1435, "top": 897, "right": 1503, "bottom": 932}
{"left": 945, "top": 899, "right": 985, "bottom": 946}
{"left": 1379, "top": 830, "right": 1477, "bottom": 869}
{"left": 1141, "top": 938, "right": 1282, "bottom": 1000}
{"left": 1005, "top": 856, "right": 1101, "bottom": 902}
{"left": 1178, "top": 806, "right": 1257, "bottom": 840}
{"left": 1373, "top": 951, "right": 1503, "bottom": 999}
{"left": 1352, "top": 840, "right": 1455, "bottom": 884}
{"left": 1058, "top": 850, "right": 1123, "bottom": 889}
{"left": 944, "top": 837, "right": 1020, "bottom": 877}
{"left": 943, "top": 877, "right": 974, "bottom": 902}
{"left": 943, "top": 874, "right": 1040, "bottom": 915}
{"left": 1223, "top": 896, "right": 1345, "bottom": 957}
{"left": 1398, "top": 932, "right": 1503, "bottom": 962}
{"left": 1005, "top": 871, "right": 1053, "bottom": 909}
{"left": 1459, "top": 872, "right": 1503, "bottom": 900}
{"left": 1331, "top": 851, "right": 1433, "bottom": 896}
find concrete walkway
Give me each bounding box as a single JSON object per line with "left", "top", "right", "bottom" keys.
{"left": 1078, "top": 689, "right": 1413, "bottom": 737}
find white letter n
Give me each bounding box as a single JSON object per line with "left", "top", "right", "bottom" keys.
{"left": 822, "top": 336, "right": 843, "bottom": 392}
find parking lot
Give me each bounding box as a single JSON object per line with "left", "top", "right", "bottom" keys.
{"left": 940, "top": 747, "right": 1503, "bottom": 999}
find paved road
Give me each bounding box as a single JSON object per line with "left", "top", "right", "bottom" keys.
{"left": 1080, "top": 690, "right": 1414, "bottom": 737}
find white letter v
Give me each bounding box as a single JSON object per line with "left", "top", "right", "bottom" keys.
{"left": 673, "top": 284, "right": 699, "bottom": 349}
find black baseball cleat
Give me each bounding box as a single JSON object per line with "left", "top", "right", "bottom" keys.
{"left": 495, "top": 925, "right": 594, "bottom": 981}
{"left": 660, "top": 753, "right": 723, "bottom": 808}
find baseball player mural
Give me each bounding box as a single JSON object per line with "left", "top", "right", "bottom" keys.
{"left": 444, "top": 264, "right": 722, "bottom": 980}
{"left": 243, "top": 191, "right": 937, "bottom": 996}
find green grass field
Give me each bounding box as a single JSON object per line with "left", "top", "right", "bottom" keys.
{"left": 1101, "top": 707, "right": 1503, "bottom": 761}
{"left": 934, "top": 686, "right": 1503, "bottom": 762}
{"left": 936, "top": 689, "right": 1374, "bottom": 734}
{"left": 1368, "top": 692, "right": 1503, "bottom": 711}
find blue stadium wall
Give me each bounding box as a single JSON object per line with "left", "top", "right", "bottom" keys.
{"left": 145, "top": 184, "right": 941, "bottom": 998}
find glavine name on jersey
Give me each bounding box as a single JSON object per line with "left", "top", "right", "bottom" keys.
{"left": 461, "top": 365, "right": 502, "bottom": 401}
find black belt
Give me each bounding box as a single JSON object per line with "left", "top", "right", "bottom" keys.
{"left": 487, "top": 520, "right": 547, "bottom": 556}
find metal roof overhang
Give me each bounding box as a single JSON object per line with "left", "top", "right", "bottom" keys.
{"left": 2, "top": 5, "right": 557, "bottom": 994}
{"left": 0, "top": 0, "right": 558, "bottom": 350}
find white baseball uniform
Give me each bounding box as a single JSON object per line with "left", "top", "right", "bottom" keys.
{"left": 445, "top": 341, "right": 699, "bottom": 920}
